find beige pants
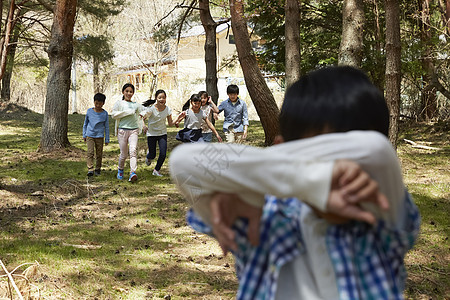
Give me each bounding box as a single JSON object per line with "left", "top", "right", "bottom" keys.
{"left": 118, "top": 128, "right": 139, "bottom": 173}
{"left": 225, "top": 131, "right": 244, "bottom": 144}
{"left": 86, "top": 137, "right": 104, "bottom": 171}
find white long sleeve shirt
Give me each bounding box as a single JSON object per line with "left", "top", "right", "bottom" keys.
{"left": 170, "top": 131, "right": 408, "bottom": 299}
{"left": 170, "top": 131, "right": 404, "bottom": 226}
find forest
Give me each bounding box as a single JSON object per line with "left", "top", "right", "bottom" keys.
{"left": 0, "top": 0, "right": 448, "bottom": 147}
{"left": 0, "top": 0, "right": 449, "bottom": 299}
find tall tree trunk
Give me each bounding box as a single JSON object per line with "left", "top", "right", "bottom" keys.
{"left": 93, "top": 55, "right": 100, "bottom": 93}
{"left": 285, "top": 0, "right": 301, "bottom": 88}
{"left": 385, "top": 0, "right": 401, "bottom": 147}
{"left": 0, "top": 0, "right": 19, "bottom": 81}
{"left": 229, "top": 0, "right": 280, "bottom": 145}
{"left": 1, "top": 21, "right": 20, "bottom": 100}
{"left": 419, "top": 0, "right": 437, "bottom": 120}
{"left": 338, "top": 0, "right": 365, "bottom": 67}
{"left": 0, "top": 0, "right": 3, "bottom": 36}
{"left": 199, "top": 0, "right": 219, "bottom": 105}
{"left": 447, "top": 0, "right": 450, "bottom": 34}
{"left": 39, "top": 0, "right": 77, "bottom": 152}
{"left": 439, "top": 0, "right": 450, "bottom": 34}
{"left": 371, "top": 0, "right": 384, "bottom": 91}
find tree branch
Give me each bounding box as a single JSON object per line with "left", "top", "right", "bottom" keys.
{"left": 178, "top": 5, "right": 201, "bottom": 10}
{"left": 177, "top": 0, "right": 197, "bottom": 44}
{"left": 431, "top": 73, "right": 450, "bottom": 100}
{"left": 33, "top": 0, "right": 53, "bottom": 12}
{"left": 155, "top": 1, "right": 185, "bottom": 28}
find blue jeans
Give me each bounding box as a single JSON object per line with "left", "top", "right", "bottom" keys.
{"left": 147, "top": 134, "right": 167, "bottom": 171}
{"left": 202, "top": 132, "right": 213, "bottom": 142}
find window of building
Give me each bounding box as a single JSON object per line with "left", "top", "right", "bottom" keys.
{"left": 135, "top": 74, "right": 141, "bottom": 90}
{"left": 229, "top": 35, "right": 235, "bottom": 44}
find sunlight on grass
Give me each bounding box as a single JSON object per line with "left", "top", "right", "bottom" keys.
{"left": 0, "top": 109, "right": 448, "bottom": 299}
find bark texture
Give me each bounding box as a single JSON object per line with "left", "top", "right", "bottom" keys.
{"left": 229, "top": 0, "right": 280, "bottom": 145}
{"left": 40, "top": 0, "right": 77, "bottom": 151}
{"left": 338, "top": 0, "right": 365, "bottom": 67}
{"left": 0, "top": 0, "right": 20, "bottom": 82}
{"left": 385, "top": 0, "right": 401, "bottom": 146}
{"left": 285, "top": 0, "right": 301, "bottom": 88}
{"left": 199, "top": 0, "right": 219, "bottom": 104}
{"left": 1, "top": 21, "right": 20, "bottom": 100}
{"left": 419, "top": 0, "right": 437, "bottom": 120}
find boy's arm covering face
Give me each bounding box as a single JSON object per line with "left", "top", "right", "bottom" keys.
{"left": 169, "top": 130, "right": 405, "bottom": 228}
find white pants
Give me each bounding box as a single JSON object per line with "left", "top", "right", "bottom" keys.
{"left": 118, "top": 128, "right": 139, "bottom": 173}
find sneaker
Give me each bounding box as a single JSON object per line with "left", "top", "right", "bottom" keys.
{"left": 94, "top": 169, "right": 101, "bottom": 176}
{"left": 129, "top": 172, "right": 138, "bottom": 182}
{"left": 152, "top": 169, "right": 163, "bottom": 177}
{"left": 117, "top": 169, "right": 124, "bottom": 180}
{"left": 145, "top": 156, "right": 152, "bottom": 166}
{"left": 87, "top": 171, "right": 94, "bottom": 177}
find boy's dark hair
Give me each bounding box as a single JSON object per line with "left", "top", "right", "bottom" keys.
{"left": 226, "top": 84, "right": 239, "bottom": 95}
{"left": 94, "top": 93, "right": 106, "bottom": 103}
{"left": 280, "top": 66, "right": 389, "bottom": 142}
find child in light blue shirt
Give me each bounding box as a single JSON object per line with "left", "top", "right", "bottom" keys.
{"left": 83, "top": 93, "right": 109, "bottom": 177}
{"left": 218, "top": 84, "right": 249, "bottom": 143}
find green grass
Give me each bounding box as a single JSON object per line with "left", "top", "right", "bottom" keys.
{"left": 397, "top": 122, "right": 450, "bottom": 299}
{"left": 0, "top": 106, "right": 238, "bottom": 299}
{"left": 0, "top": 106, "right": 448, "bottom": 299}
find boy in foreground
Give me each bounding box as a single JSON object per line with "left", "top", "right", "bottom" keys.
{"left": 170, "top": 67, "right": 420, "bottom": 299}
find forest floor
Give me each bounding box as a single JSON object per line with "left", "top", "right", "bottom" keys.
{"left": 0, "top": 103, "right": 448, "bottom": 299}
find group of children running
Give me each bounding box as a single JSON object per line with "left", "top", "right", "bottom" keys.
{"left": 82, "top": 83, "right": 249, "bottom": 182}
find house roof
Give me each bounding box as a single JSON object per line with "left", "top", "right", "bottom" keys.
{"left": 180, "top": 22, "right": 231, "bottom": 38}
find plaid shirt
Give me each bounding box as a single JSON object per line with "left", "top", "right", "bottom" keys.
{"left": 187, "top": 191, "right": 420, "bottom": 300}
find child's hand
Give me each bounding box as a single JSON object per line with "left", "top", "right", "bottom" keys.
{"left": 210, "top": 192, "right": 262, "bottom": 256}
{"left": 143, "top": 125, "right": 148, "bottom": 134}
{"left": 216, "top": 134, "right": 223, "bottom": 143}
{"left": 213, "top": 113, "right": 218, "bottom": 120}
{"left": 325, "top": 160, "right": 389, "bottom": 224}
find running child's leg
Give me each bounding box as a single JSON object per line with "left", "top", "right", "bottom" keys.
{"left": 86, "top": 137, "right": 95, "bottom": 172}
{"left": 155, "top": 134, "right": 168, "bottom": 171}
{"left": 128, "top": 129, "right": 139, "bottom": 174}
{"left": 117, "top": 129, "right": 129, "bottom": 171}
{"left": 147, "top": 136, "right": 157, "bottom": 161}
{"left": 94, "top": 137, "right": 104, "bottom": 171}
